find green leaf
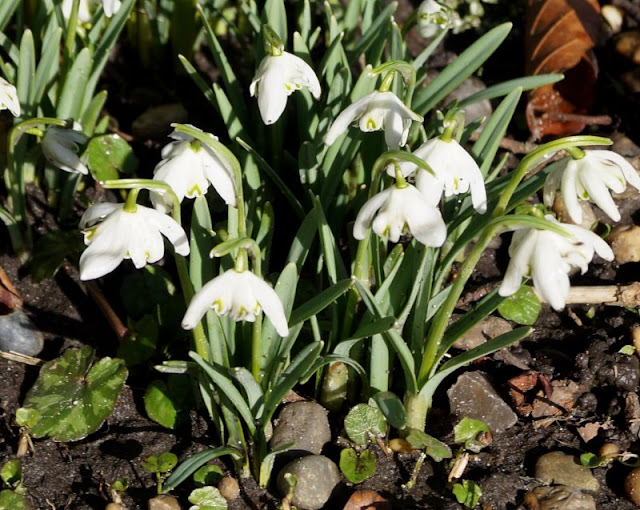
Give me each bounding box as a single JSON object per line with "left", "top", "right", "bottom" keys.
{"left": 0, "top": 490, "right": 27, "bottom": 510}
{"left": 30, "top": 230, "right": 85, "bottom": 282}
{"left": 264, "top": 0, "right": 287, "bottom": 45}
{"left": 288, "top": 279, "right": 353, "bottom": 327}
{"left": 117, "top": 314, "right": 159, "bottom": 367}
{"left": 580, "top": 452, "right": 611, "bottom": 468}
{"left": 193, "top": 465, "right": 224, "bottom": 488}
{"left": 188, "top": 486, "right": 228, "bottom": 510}
{"left": 0, "top": 460, "right": 21, "bottom": 487}
{"left": 163, "top": 447, "right": 240, "bottom": 494}
{"left": 22, "top": 346, "right": 127, "bottom": 442}
{"left": 120, "top": 265, "right": 175, "bottom": 319}
{"left": 452, "top": 479, "right": 482, "bottom": 508}
{"left": 406, "top": 429, "right": 452, "bottom": 462}
{"left": 14, "top": 408, "right": 38, "bottom": 428}
{"left": 339, "top": 448, "right": 376, "bottom": 484}
{"left": 372, "top": 391, "right": 407, "bottom": 430}
{"left": 498, "top": 285, "right": 541, "bottom": 326}
{"left": 454, "top": 418, "right": 491, "bottom": 452}
{"left": 144, "top": 376, "right": 193, "bottom": 430}
{"left": 344, "top": 403, "right": 387, "bottom": 446}
{"left": 157, "top": 452, "right": 178, "bottom": 473}
{"left": 86, "top": 134, "right": 139, "bottom": 182}
{"left": 16, "top": 30, "right": 35, "bottom": 115}
{"left": 57, "top": 47, "right": 92, "bottom": 119}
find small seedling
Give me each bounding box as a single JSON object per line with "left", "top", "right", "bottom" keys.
{"left": 281, "top": 472, "right": 298, "bottom": 510}
{"left": 0, "top": 459, "right": 27, "bottom": 510}
{"left": 449, "top": 418, "right": 492, "bottom": 482}
{"left": 14, "top": 408, "right": 38, "bottom": 457}
{"left": 403, "top": 429, "right": 453, "bottom": 489}
{"left": 452, "top": 479, "right": 482, "bottom": 508}
{"left": 141, "top": 452, "right": 178, "bottom": 494}
{"left": 344, "top": 403, "right": 387, "bottom": 451}
{"left": 339, "top": 448, "right": 376, "bottom": 484}
{"left": 106, "top": 478, "right": 129, "bottom": 507}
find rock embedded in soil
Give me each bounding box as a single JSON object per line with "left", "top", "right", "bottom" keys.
{"left": 531, "top": 485, "right": 596, "bottom": 510}
{"left": 277, "top": 455, "right": 340, "bottom": 510}
{"left": 447, "top": 371, "right": 518, "bottom": 433}
{"left": 147, "top": 494, "right": 182, "bottom": 510}
{"left": 534, "top": 452, "right": 599, "bottom": 491}
{"left": 270, "top": 401, "right": 331, "bottom": 455}
{"left": 218, "top": 476, "right": 240, "bottom": 501}
{"left": 0, "top": 308, "right": 44, "bottom": 356}
{"left": 625, "top": 467, "right": 640, "bottom": 506}
{"left": 608, "top": 225, "right": 640, "bottom": 263}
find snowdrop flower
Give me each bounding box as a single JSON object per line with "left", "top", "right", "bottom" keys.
{"left": 499, "top": 215, "right": 614, "bottom": 310}
{"left": 182, "top": 269, "right": 289, "bottom": 337}
{"left": 41, "top": 126, "right": 88, "bottom": 175}
{"left": 150, "top": 127, "right": 236, "bottom": 213}
{"left": 544, "top": 150, "right": 640, "bottom": 223}
{"left": 250, "top": 50, "right": 321, "bottom": 125}
{"left": 417, "top": 0, "right": 451, "bottom": 38}
{"left": 62, "top": 0, "right": 92, "bottom": 23}
{"left": 79, "top": 202, "right": 189, "bottom": 280}
{"left": 353, "top": 183, "right": 447, "bottom": 246}
{"left": 101, "top": 0, "right": 122, "bottom": 17}
{"left": 391, "top": 137, "right": 487, "bottom": 213}
{"left": 324, "top": 91, "right": 423, "bottom": 150}
{"left": 0, "top": 77, "right": 20, "bottom": 117}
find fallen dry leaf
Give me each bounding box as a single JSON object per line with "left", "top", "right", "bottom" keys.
{"left": 343, "top": 489, "right": 392, "bottom": 510}
{"left": 525, "top": 0, "right": 605, "bottom": 139}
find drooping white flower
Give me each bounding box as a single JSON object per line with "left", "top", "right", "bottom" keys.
{"left": 417, "top": 0, "right": 451, "bottom": 38}
{"left": 391, "top": 137, "right": 487, "bottom": 213}
{"left": 79, "top": 202, "right": 190, "bottom": 280}
{"left": 353, "top": 183, "right": 447, "bottom": 246}
{"left": 499, "top": 215, "right": 614, "bottom": 310}
{"left": 41, "top": 125, "right": 88, "bottom": 175}
{"left": 324, "top": 91, "right": 423, "bottom": 150}
{"left": 102, "top": 0, "right": 122, "bottom": 17}
{"left": 61, "top": 0, "right": 92, "bottom": 23}
{"left": 0, "top": 77, "right": 20, "bottom": 117}
{"left": 182, "top": 269, "right": 289, "bottom": 337}
{"left": 544, "top": 150, "right": 640, "bottom": 223}
{"left": 249, "top": 50, "right": 321, "bottom": 125}
{"left": 150, "top": 127, "right": 236, "bottom": 213}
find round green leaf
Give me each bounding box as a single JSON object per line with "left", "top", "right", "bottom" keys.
{"left": 193, "top": 465, "right": 224, "bottom": 488}
{"left": 0, "top": 461, "right": 21, "bottom": 487}
{"left": 22, "top": 346, "right": 128, "bottom": 442}
{"left": 188, "top": 486, "right": 228, "bottom": 510}
{"left": 497, "top": 285, "right": 541, "bottom": 325}
{"left": 0, "top": 490, "right": 27, "bottom": 510}
{"left": 344, "top": 404, "right": 387, "bottom": 446}
{"left": 144, "top": 380, "right": 178, "bottom": 429}
{"left": 339, "top": 448, "right": 377, "bottom": 484}
{"left": 372, "top": 391, "right": 407, "bottom": 430}
{"left": 406, "top": 429, "right": 452, "bottom": 462}
{"left": 86, "top": 134, "right": 139, "bottom": 181}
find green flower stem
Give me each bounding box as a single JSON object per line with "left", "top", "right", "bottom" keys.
{"left": 378, "top": 72, "right": 395, "bottom": 93}
{"left": 251, "top": 314, "right": 263, "bottom": 382}
{"left": 7, "top": 117, "right": 69, "bottom": 257}
{"left": 62, "top": 0, "right": 80, "bottom": 77}
{"left": 416, "top": 136, "right": 612, "bottom": 387}
{"left": 372, "top": 60, "right": 417, "bottom": 106}
{"left": 263, "top": 24, "right": 284, "bottom": 55}
{"left": 566, "top": 146, "right": 586, "bottom": 160}
{"left": 123, "top": 189, "right": 140, "bottom": 212}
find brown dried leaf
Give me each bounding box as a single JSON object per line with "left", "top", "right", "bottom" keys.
{"left": 343, "top": 490, "right": 391, "bottom": 510}
{"left": 525, "top": 0, "right": 604, "bottom": 139}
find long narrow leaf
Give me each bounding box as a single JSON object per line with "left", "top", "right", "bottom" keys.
{"left": 459, "top": 74, "right": 564, "bottom": 107}
{"left": 288, "top": 278, "right": 353, "bottom": 327}
{"left": 163, "top": 446, "right": 240, "bottom": 493}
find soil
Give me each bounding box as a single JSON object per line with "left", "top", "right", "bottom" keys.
{"left": 2, "top": 2, "right": 640, "bottom": 510}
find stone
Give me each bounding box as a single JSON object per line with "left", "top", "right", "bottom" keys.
{"left": 0, "top": 308, "right": 44, "bottom": 356}
{"left": 147, "top": 494, "right": 181, "bottom": 510}
{"left": 534, "top": 452, "right": 599, "bottom": 491}
{"left": 218, "top": 476, "right": 240, "bottom": 501}
{"left": 531, "top": 485, "right": 596, "bottom": 510}
{"left": 625, "top": 467, "right": 640, "bottom": 506}
{"left": 447, "top": 371, "right": 518, "bottom": 433}
{"left": 451, "top": 316, "right": 513, "bottom": 350}
{"left": 270, "top": 401, "right": 331, "bottom": 455}
{"left": 608, "top": 225, "right": 640, "bottom": 263}
{"left": 277, "top": 455, "right": 340, "bottom": 510}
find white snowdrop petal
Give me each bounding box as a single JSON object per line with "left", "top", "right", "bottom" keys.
{"left": 560, "top": 160, "right": 584, "bottom": 224}
{"left": 249, "top": 273, "right": 289, "bottom": 337}
{"left": 80, "top": 203, "right": 122, "bottom": 229}
{"left": 144, "top": 208, "right": 190, "bottom": 256}
{"left": 353, "top": 189, "right": 393, "bottom": 240}
{"left": 182, "top": 274, "right": 229, "bottom": 329}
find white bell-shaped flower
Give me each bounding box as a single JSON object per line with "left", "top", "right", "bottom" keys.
{"left": 353, "top": 183, "right": 447, "bottom": 246}
{"left": 0, "top": 77, "right": 20, "bottom": 117}
{"left": 79, "top": 202, "right": 190, "bottom": 280}
{"left": 250, "top": 50, "right": 321, "bottom": 125}
{"left": 61, "top": 0, "right": 92, "bottom": 22}
{"left": 499, "top": 215, "right": 614, "bottom": 310}
{"left": 102, "top": 0, "right": 122, "bottom": 17}
{"left": 417, "top": 0, "right": 451, "bottom": 38}
{"left": 41, "top": 126, "right": 88, "bottom": 175}
{"left": 324, "top": 91, "right": 423, "bottom": 150}
{"left": 544, "top": 150, "right": 640, "bottom": 223}
{"left": 391, "top": 137, "right": 487, "bottom": 213}
{"left": 182, "top": 269, "right": 289, "bottom": 337}
{"left": 150, "top": 127, "right": 236, "bottom": 213}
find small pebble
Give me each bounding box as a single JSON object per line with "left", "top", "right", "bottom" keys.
{"left": 0, "top": 308, "right": 44, "bottom": 356}
{"left": 452, "top": 316, "right": 512, "bottom": 350}
{"left": 531, "top": 485, "right": 596, "bottom": 510}
{"left": 552, "top": 195, "right": 596, "bottom": 230}
{"left": 603, "top": 5, "right": 625, "bottom": 34}
{"left": 389, "top": 438, "right": 416, "bottom": 454}
{"left": 616, "top": 31, "right": 640, "bottom": 64}
{"left": 598, "top": 442, "right": 621, "bottom": 459}
{"left": 625, "top": 467, "right": 640, "bottom": 506}
{"left": 534, "top": 452, "right": 599, "bottom": 491}
{"left": 218, "top": 476, "right": 240, "bottom": 501}
{"left": 270, "top": 401, "right": 331, "bottom": 455}
{"left": 105, "top": 504, "right": 125, "bottom": 510}
{"left": 447, "top": 371, "right": 518, "bottom": 433}
{"left": 147, "top": 494, "right": 181, "bottom": 510}
{"left": 277, "top": 455, "right": 340, "bottom": 510}
{"left": 608, "top": 225, "right": 640, "bottom": 263}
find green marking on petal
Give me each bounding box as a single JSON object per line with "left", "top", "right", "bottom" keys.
{"left": 187, "top": 184, "right": 203, "bottom": 196}
{"left": 366, "top": 118, "right": 377, "bottom": 130}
